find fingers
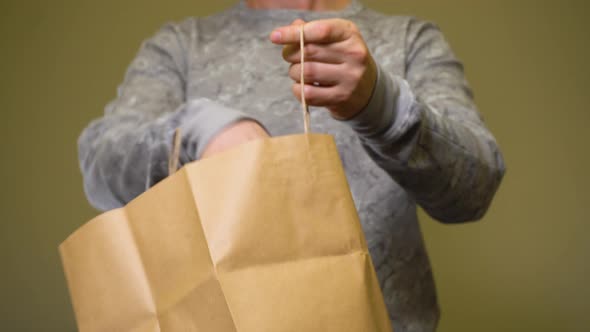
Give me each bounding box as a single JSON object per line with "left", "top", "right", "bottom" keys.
{"left": 291, "top": 83, "right": 348, "bottom": 107}
{"left": 270, "top": 18, "right": 374, "bottom": 118}
{"left": 270, "top": 19, "right": 357, "bottom": 45}
{"left": 282, "top": 43, "right": 347, "bottom": 64}
{"left": 288, "top": 62, "right": 341, "bottom": 86}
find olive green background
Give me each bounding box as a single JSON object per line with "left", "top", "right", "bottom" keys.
{"left": 1, "top": 0, "right": 588, "bottom": 331}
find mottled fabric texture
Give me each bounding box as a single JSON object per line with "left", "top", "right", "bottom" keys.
{"left": 78, "top": 1, "right": 505, "bottom": 331}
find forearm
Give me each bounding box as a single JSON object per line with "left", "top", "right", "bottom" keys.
{"left": 345, "top": 66, "right": 505, "bottom": 222}
{"left": 78, "top": 99, "right": 254, "bottom": 211}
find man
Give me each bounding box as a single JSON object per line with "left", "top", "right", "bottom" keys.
{"left": 78, "top": 0, "right": 505, "bottom": 330}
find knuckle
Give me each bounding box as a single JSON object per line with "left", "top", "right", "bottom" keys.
{"left": 335, "top": 90, "right": 349, "bottom": 104}
{"left": 304, "top": 63, "right": 316, "bottom": 81}
{"left": 290, "top": 65, "right": 301, "bottom": 81}
{"left": 304, "top": 44, "right": 316, "bottom": 58}
{"left": 291, "top": 84, "right": 302, "bottom": 99}
{"left": 310, "top": 98, "right": 322, "bottom": 107}
{"left": 347, "top": 21, "right": 360, "bottom": 34}
{"left": 350, "top": 67, "right": 364, "bottom": 82}
{"left": 316, "top": 23, "right": 331, "bottom": 40}
{"left": 307, "top": 93, "right": 321, "bottom": 105}
{"left": 336, "top": 85, "right": 353, "bottom": 103}
{"left": 348, "top": 45, "right": 369, "bottom": 62}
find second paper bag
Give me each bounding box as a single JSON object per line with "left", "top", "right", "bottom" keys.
{"left": 60, "top": 133, "right": 393, "bottom": 332}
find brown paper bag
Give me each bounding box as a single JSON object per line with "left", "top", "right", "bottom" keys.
{"left": 60, "top": 134, "right": 393, "bottom": 332}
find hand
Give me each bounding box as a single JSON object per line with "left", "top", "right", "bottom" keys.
{"left": 270, "top": 19, "right": 378, "bottom": 119}
{"left": 201, "top": 120, "right": 269, "bottom": 158}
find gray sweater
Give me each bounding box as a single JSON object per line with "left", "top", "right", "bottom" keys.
{"left": 78, "top": 1, "right": 505, "bottom": 331}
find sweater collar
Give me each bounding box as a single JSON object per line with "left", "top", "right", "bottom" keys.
{"left": 232, "top": 0, "right": 364, "bottom": 32}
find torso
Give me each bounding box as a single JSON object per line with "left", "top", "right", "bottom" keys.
{"left": 183, "top": 4, "right": 439, "bottom": 330}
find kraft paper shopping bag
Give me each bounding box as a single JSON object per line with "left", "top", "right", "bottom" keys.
{"left": 60, "top": 133, "right": 392, "bottom": 332}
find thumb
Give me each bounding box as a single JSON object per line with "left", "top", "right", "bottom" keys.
{"left": 271, "top": 19, "right": 307, "bottom": 44}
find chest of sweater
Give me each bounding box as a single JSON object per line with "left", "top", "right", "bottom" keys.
{"left": 182, "top": 16, "right": 413, "bottom": 234}
{"left": 184, "top": 16, "right": 407, "bottom": 137}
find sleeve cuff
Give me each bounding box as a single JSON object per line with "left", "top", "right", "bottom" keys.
{"left": 341, "top": 63, "right": 420, "bottom": 146}
{"left": 174, "top": 98, "right": 265, "bottom": 161}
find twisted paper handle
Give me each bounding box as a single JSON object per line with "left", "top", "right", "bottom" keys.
{"left": 168, "top": 128, "right": 182, "bottom": 175}
{"left": 300, "top": 24, "right": 311, "bottom": 134}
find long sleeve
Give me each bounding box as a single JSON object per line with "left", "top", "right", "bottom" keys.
{"left": 345, "top": 18, "right": 505, "bottom": 223}
{"left": 78, "top": 21, "right": 256, "bottom": 211}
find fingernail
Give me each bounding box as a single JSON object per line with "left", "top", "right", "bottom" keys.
{"left": 271, "top": 31, "right": 281, "bottom": 42}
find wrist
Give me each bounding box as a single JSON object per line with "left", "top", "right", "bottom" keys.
{"left": 335, "top": 62, "right": 397, "bottom": 138}
{"left": 330, "top": 57, "right": 379, "bottom": 120}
